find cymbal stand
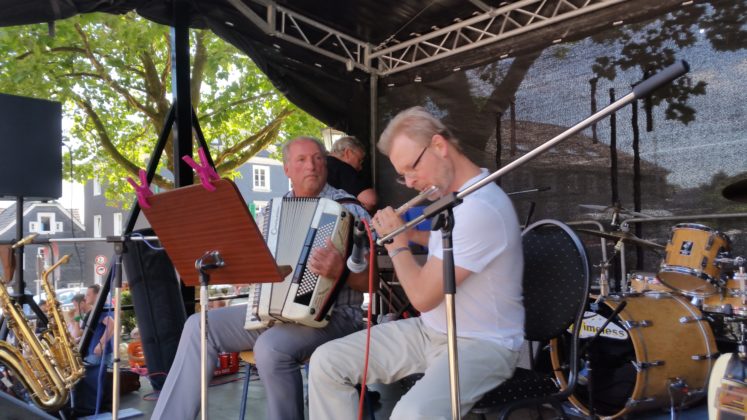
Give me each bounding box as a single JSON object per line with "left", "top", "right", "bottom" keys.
{"left": 196, "top": 251, "right": 224, "bottom": 420}
{"left": 593, "top": 242, "right": 622, "bottom": 301}
{"left": 735, "top": 264, "right": 747, "bottom": 359}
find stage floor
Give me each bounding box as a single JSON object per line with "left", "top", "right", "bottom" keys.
{"left": 105, "top": 365, "right": 709, "bottom": 420}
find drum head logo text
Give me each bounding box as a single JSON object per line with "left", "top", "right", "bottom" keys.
{"left": 569, "top": 311, "right": 629, "bottom": 340}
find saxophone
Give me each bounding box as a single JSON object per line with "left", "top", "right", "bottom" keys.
{"left": 0, "top": 252, "right": 84, "bottom": 411}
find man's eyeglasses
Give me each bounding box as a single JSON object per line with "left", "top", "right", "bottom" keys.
{"left": 395, "top": 145, "right": 429, "bottom": 185}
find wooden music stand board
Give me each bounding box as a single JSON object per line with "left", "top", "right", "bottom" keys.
{"left": 136, "top": 160, "right": 286, "bottom": 420}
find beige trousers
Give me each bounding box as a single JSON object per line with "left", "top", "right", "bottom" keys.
{"left": 309, "top": 317, "right": 519, "bottom": 420}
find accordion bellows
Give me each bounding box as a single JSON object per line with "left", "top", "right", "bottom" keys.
{"left": 244, "top": 197, "right": 352, "bottom": 329}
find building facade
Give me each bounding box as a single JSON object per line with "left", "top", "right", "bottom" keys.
{"left": 0, "top": 201, "right": 87, "bottom": 298}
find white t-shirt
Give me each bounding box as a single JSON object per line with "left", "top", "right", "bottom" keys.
{"left": 421, "top": 169, "right": 525, "bottom": 351}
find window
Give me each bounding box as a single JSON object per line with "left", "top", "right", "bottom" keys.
{"left": 30, "top": 213, "right": 57, "bottom": 234}
{"left": 40, "top": 215, "right": 52, "bottom": 232}
{"left": 93, "top": 178, "right": 102, "bottom": 196}
{"left": 93, "top": 215, "right": 102, "bottom": 238}
{"left": 113, "top": 213, "right": 123, "bottom": 236}
{"left": 253, "top": 165, "right": 270, "bottom": 191}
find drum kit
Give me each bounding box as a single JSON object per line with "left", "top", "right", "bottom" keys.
{"left": 551, "top": 180, "right": 747, "bottom": 419}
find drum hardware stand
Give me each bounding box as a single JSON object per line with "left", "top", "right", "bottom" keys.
{"left": 595, "top": 243, "right": 623, "bottom": 298}
{"left": 567, "top": 221, "right": 611, "bottom": 291}
{"left": 376, "top": 61, "right": 690, "bottom": 420}
{"left": 578, "top": 300, "right": 628, "bottom": 419}
{"left": 107, "top": 236, "right": 128, "bottom": 420}
{"left": 196, "top": 251, "right": 225, "bottom": 420}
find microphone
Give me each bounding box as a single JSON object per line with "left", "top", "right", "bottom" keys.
{"left": 12, "top": 233, "right": 38, "bottom": 249}
{"left": 347, "top": 219, "right": 369, "bottom": 273}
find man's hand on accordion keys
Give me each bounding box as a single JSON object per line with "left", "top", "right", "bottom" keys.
{"left": 308, "top": 238, "right": 344, "bottom": 281}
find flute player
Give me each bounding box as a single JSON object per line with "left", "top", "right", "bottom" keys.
{"left": 309, "top": 106, "right": 526, "bottom": 419}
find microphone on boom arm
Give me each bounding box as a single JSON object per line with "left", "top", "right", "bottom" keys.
{"left": 347, "top": 219, "right": 369, "bottom": 273}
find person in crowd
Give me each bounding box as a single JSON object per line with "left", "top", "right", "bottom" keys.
{"left": 82, "top": 284, "right": 114, "bottom": 367}
{"left": 65, "top": 293, "right": 87, "bottom": 342}
{"left": 309, "top": 106, "right": 525, "bottom": 419}
{"left": 38, "top": 299, "right": 48, "bottom": 314}
{"left": 33, "top": 299, "right": 49, "bottom": 334}
{"left": 327, "top": 136, "right": 378, "bottom": 212}
{"left": 151, "top": 136, "right": 371, "bottom": 420}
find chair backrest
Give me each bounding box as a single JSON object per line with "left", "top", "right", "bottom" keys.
{"left": 521, "top": 220, "right": 590, "bottom": 342}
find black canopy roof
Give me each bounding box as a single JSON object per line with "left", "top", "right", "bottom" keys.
{"left": 0, "top": 0, "right": 682, "bottom": 142}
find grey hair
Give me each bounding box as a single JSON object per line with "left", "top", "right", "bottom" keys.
{"left": 377, "top": 106, "right": 460, "bottom": 155}
{"left": 281, "top": 136, "right": 327, "bottom": 164}
{"left": 330, "top": 136, "right": 365, "bottom": 156}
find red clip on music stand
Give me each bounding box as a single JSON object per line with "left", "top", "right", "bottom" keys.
{"left": 141, "top": 178, "right": 286, "bottom": 420}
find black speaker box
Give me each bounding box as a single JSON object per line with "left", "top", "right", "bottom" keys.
{"left": 0, "top": 93, "right": 62, "bottom": 200}
{"left": 123, "top": 228, "right": 187, "bottom": 390}
{"left": 0, "top": 387, "right": 56, "bottom": 420}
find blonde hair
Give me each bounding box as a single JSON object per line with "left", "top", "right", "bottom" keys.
{"left": 377, "top": 106, "right": 460, "bottom": 155}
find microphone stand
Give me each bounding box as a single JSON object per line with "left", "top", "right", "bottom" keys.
{"left": 196, "top": 251, "right": 225, "bottom": 420}
{"left": 110, "top": 237, "right": 126, "bottom": 420}
{"left": 377, "top": 61, "right": 690, "bottom": 420}
{"left": 431, "top": 207, "right": 461, "bottom": 420}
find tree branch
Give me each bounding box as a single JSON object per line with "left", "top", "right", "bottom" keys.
{"left": 74, "top": 23, "right": 157, "bottom": 118}
{"left": 15, "top": 46, "right": 87, "bottom": 60}
{"left": 201, "top": 92, "right": 275, "bottom": 119}
{"left": 74, "top": 95, "right": 142, "bottom": 175}
{"left": 191, "top": 30, "right": 208, "bottom": 110}
{"left": 220, "top": 107, "right": 294, "bottom": 159}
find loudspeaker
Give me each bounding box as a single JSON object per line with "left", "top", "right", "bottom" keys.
{"left": 0, "top": 386, "right": 56, "bottom": 420}
{"left": 123, "top": 228, "right": 187, "bottom": 390}
{"left": 0, "top": 93, "right": 62, "bottom": 200}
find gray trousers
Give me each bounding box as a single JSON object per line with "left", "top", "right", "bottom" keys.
{"left": 309, "top": 317, "right": 519, "bottom": 420}
{"left": 151, "top": 304, "right": 361, "bottom": 420}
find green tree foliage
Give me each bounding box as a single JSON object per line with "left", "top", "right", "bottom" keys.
{"left": 0, "top": 12, "right": 324, "bottom": 204}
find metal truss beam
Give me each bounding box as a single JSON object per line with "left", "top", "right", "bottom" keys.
{"left": 228, "top": 0, "right": 374, "bottom": 72}
{"left": 231, "top": 0, "right": 626, "bottom": 76}
{"left": 371, "top": 0, "right": 627, "bottom": 76}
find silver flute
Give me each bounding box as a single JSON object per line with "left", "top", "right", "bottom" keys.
{"left": 394, "top": 185, "right": 440, "bottom": 216}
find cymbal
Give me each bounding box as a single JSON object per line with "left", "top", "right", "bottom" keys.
{"left": 578, "top": 203, "right": 651, "bottom": 219}
{"left": 723, "top": 179, "right": 747, "bottom": 203}
{"left": 574, "top": 228, "right": 665, "bottom": 249}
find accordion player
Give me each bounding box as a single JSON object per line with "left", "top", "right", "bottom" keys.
{"left": 244, "top": 197, "right": 353, "bottom": 330}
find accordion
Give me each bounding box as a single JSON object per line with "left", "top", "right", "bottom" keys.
{"left": 244, "top": 197, "right": 352, "bottom": 330}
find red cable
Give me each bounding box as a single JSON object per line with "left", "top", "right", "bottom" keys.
{"left": 357, "top": 219, "right": 375, "bottom": 420}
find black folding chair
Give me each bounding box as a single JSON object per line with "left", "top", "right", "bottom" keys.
{"left": 470, "top": 219, "right": 591, "bottom": 419}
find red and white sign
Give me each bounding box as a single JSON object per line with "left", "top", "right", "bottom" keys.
{"left": 95, "top": 265, "right": 107, "bottom": 276}
{"left": 95, "top": 255, "right": 107, "bottom": 265}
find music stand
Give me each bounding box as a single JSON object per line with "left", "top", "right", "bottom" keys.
{"left": 141, "top": 178, "right": 286, "bottom": 420}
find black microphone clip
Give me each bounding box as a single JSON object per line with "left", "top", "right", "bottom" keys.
{"left": 347, "top": 219, "right": 369, "bottom": 273}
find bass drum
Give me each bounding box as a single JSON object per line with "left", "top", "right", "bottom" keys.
{"left": 551, "top": 294, "right": 717, "bottom": 419}
{"left": 708, "top": 353, "right": 747, "bottom": 420}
